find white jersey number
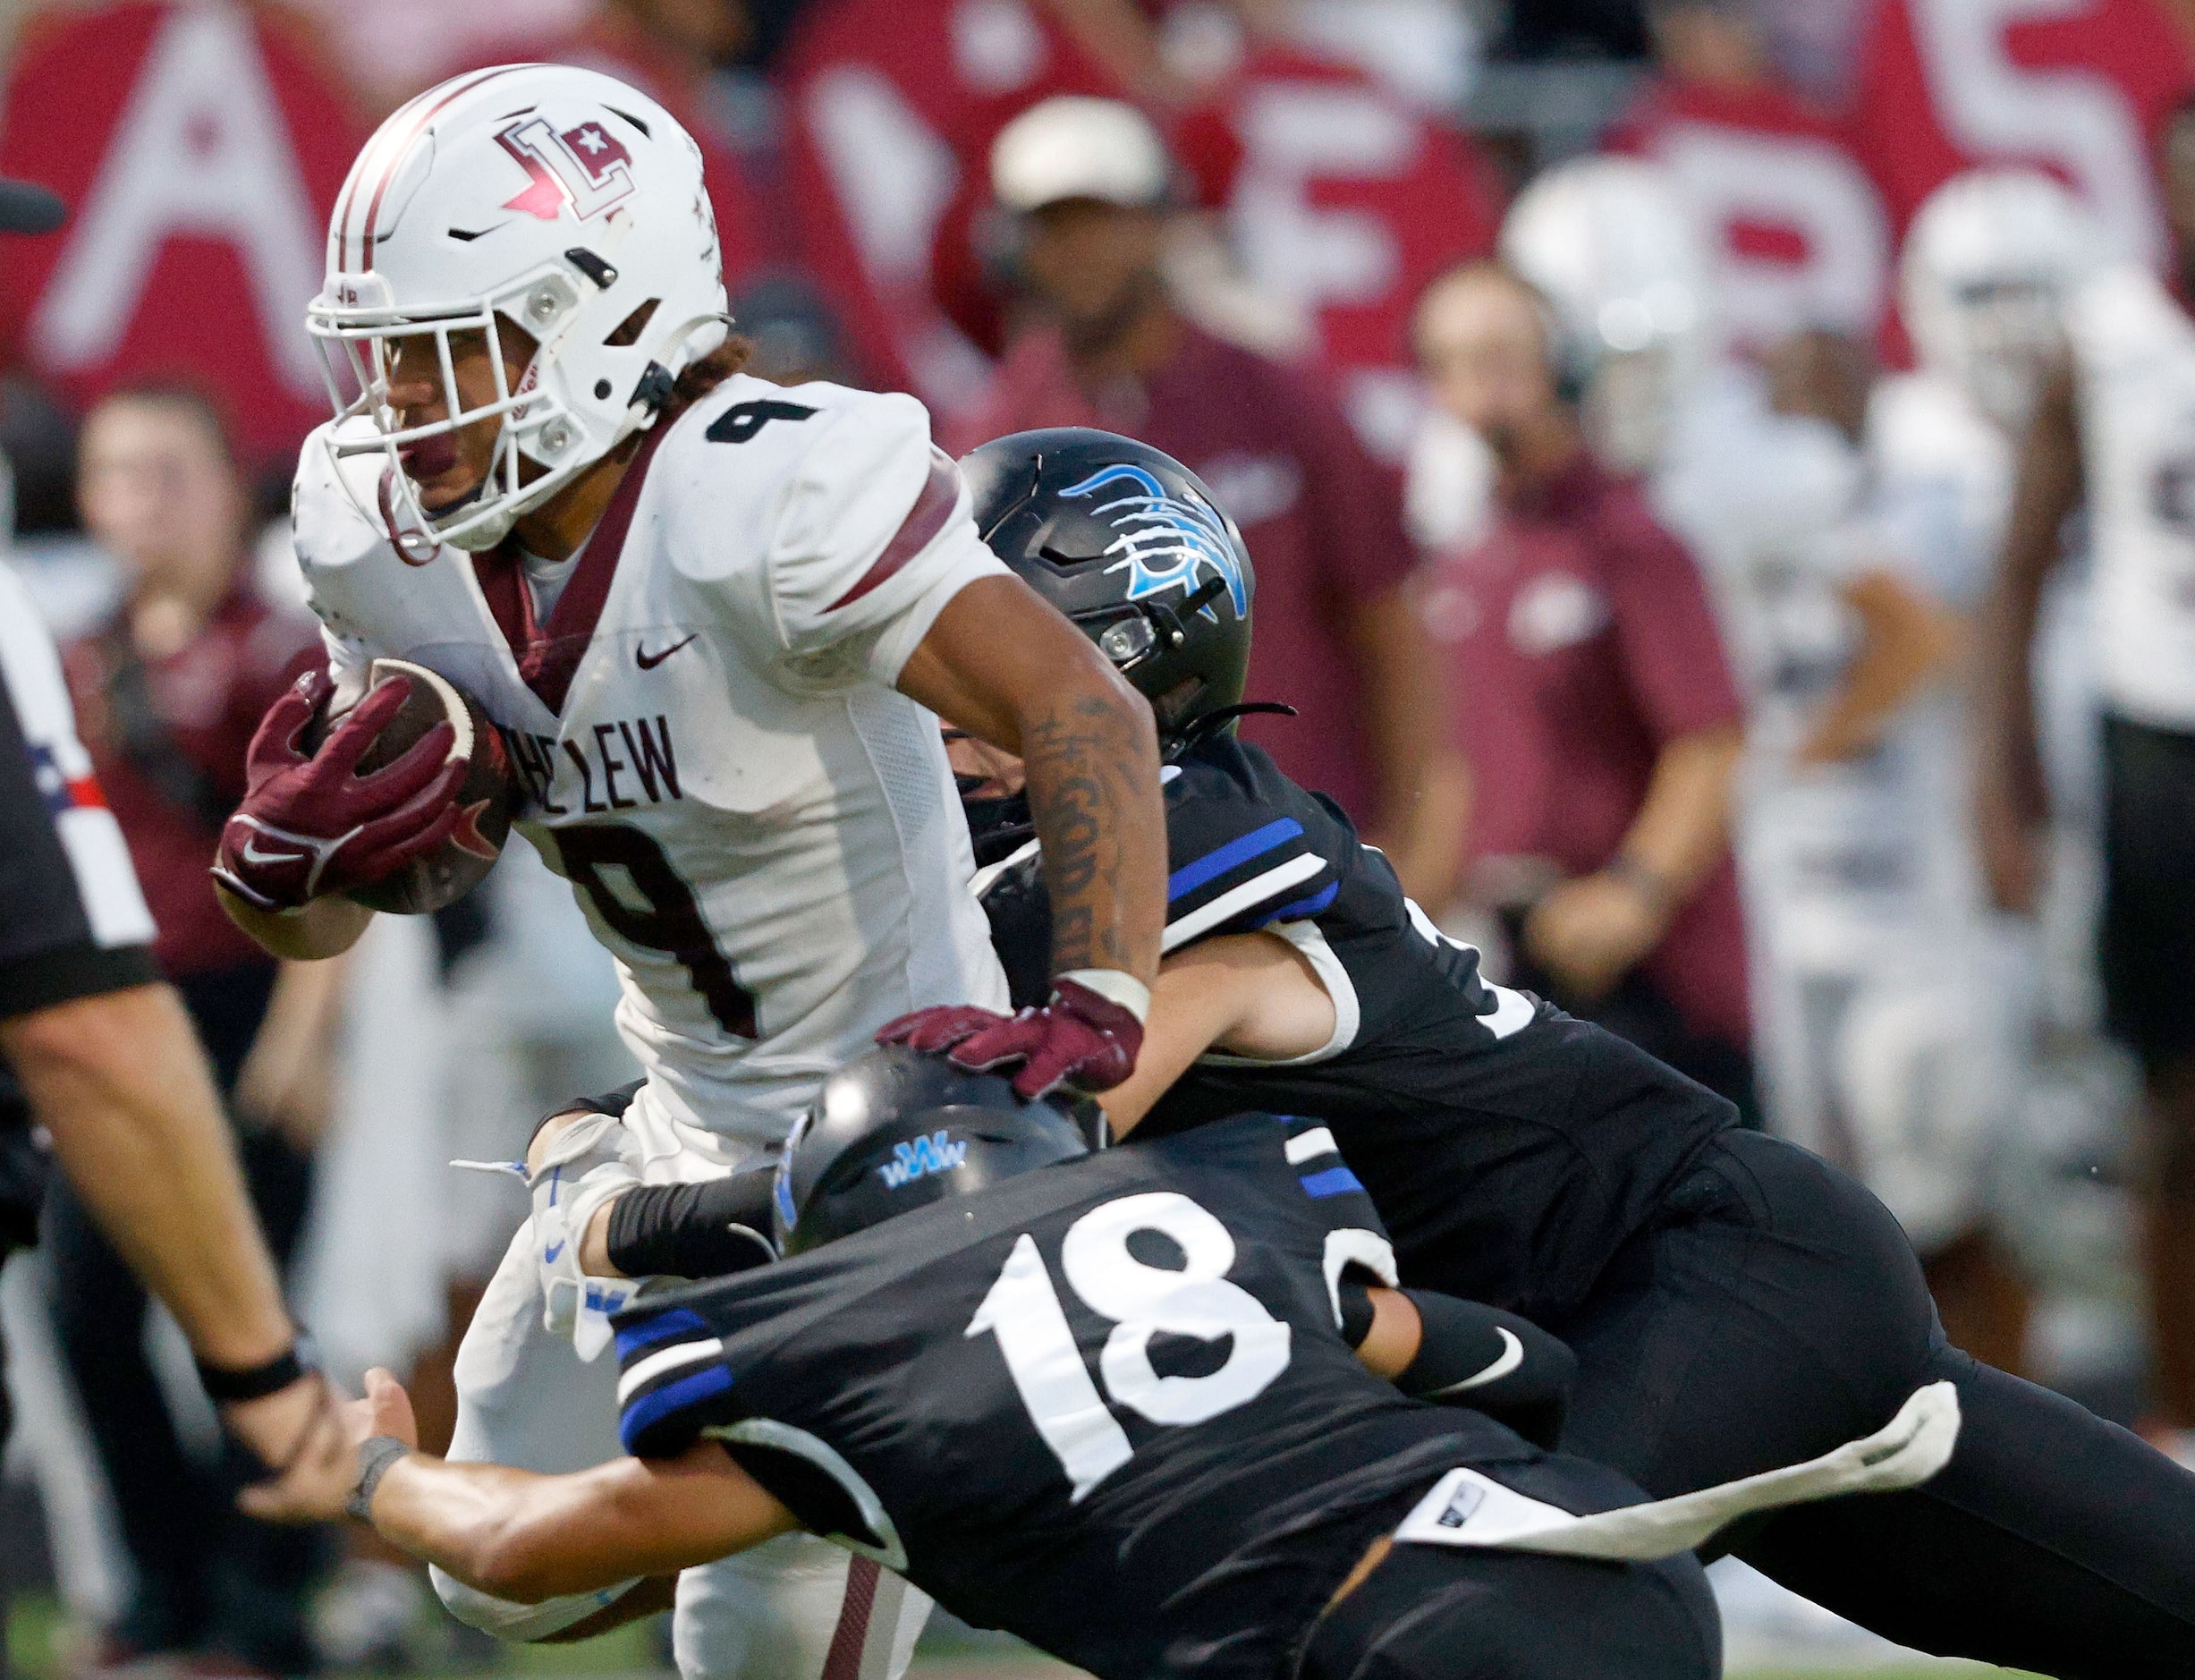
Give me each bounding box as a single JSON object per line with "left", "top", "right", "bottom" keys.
{"left": 966, "top": 1191, "right": 1292, "bottom": 1501}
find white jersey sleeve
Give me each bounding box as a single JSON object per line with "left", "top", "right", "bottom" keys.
{"left": 667, "top": 380, "right": 1009, "bottom": 693}
{"left": 291, "top": 420, "right": 513, "bottom": 713}
{"left": 292, "top": 423, "right": 394, "bottom": 709}
{"left": 318, "top": 621, "right": 373, "bottom": 708}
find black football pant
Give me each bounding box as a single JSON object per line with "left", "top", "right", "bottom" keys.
{"left": 1547, "top": 1126, "right": 2195, "bottom": 1677}
{"left": 1299, "top": 1528, "right": 1717, "bottom": 1680}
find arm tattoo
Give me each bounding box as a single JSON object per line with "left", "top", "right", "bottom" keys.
{"left": 1020, "top": 689, "right": 1161, "bottom": 978}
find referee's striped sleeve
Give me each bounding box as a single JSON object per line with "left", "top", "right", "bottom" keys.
{"left": 0, "top": 564, "right": 157, "bottom": 1020}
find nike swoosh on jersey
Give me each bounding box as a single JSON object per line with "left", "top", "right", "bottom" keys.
{"left": 635, "top": 634, "right": 697, "bottom": 670}
{"left": 1431, "top": 1327, "right": 1526, "bottom": 1396}
{"left": 543, "top": 1241, "right": 565, "bottom": 1263}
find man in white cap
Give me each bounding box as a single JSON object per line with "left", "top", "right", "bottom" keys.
{"left": 967, "top": 95, "right": 1466, "bottom": 905}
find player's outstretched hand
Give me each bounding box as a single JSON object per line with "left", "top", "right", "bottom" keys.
{"left": 877, "top": 978, "right": 1143, "bottom": 1099}
{"left": 213, "top": 670, "right": 465, "bottom": 912}
{"left": 231, "top": 1369, "right": 359, "bottom": 1524}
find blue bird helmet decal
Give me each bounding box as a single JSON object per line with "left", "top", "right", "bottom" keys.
{"left": 1058, "top": 463, "right": 1248, "bottom": 622}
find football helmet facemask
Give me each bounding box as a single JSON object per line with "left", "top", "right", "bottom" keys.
{"left": 307, "top": 63, "right": 729, "bottom": 553}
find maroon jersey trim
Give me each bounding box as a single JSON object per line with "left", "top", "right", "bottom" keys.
{"left": 826, "top": 454, "right": 961, "bottom": 613}
{"left": 818, "top": 1556, "right": 880, "bottom": 1680}
{"left": 471, "top": 420, "right": 672, "bottom": 714}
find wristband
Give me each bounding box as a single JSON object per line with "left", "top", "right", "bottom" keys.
{"left": 346, "top": 1434, "right": 411, "bottom": 1522}
{"left": 198, "top": 1338, "right": 313, "bottom": 1404}
{"left": 1057, "top": 968, "right": 1151, "bottom": 1025}
{"left": 1335, "top": 1276, "right": 1378, "bottom": 1350}
{"left": 1603, "top": 853, "right": 1676, "bottom": 920}
{"left": 606, "top": 1169, "right": 780, "bottom": 1278}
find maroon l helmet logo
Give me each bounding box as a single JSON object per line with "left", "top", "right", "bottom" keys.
{"left": 496, "top": 115, "right": 635, "bottom": 223}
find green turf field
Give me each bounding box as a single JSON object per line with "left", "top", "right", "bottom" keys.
{"left": 4, "top": 1591, "right": 2038, "bottom": 1680}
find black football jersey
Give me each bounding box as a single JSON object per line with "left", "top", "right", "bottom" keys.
{"left": 978, "top": 736, "right": 1735, "bottom": 1322}
{"left": 614, "top": 1116, "right": 1535, "bottom": 1680}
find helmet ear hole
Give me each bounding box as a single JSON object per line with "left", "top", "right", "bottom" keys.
{"left": 606, "top": 299, "right": 661, "bottom": 347}
{"left": 1152, "top": 676, "right": 1203, "bottom": 731}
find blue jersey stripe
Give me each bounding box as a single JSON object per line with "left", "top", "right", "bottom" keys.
{"left": 614, "top": 1307, "right": 713, "bottom": 1359}
{"left": 1258, "top": 880, "right": 1339, "bottom": 925}
{"left": 1300, "top": 1166, "right": 1366, "bottom": 1200}
{"left": 1168, "top": 819, "right": 1304, "bottom": 901}
{"left": 620, "top": 1363, "right": 734, "bottom": 1455}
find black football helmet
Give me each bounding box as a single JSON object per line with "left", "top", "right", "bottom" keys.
{"left": 773, "top": 1046, "right": 1092, "bottom": 1255}
{"left": 962, "top": 428, "right": 1256, "bottom": 739}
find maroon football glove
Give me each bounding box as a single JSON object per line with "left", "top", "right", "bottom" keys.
{"left": 212, "top": 670, "right": 466, "bottom": 912}
{"left": 877, "top": 978, "right": 1144, "bottom": 1100}
{"left": 877, "top": 1005, "right": 1010, "bottom": 1057}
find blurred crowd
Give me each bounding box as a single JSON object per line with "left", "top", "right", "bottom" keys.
{"left": 1, "top": 0, "right": 2191, "bottom": 1671}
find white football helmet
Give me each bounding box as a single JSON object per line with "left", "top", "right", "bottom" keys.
{"left": 307, "top": 64, "right": 729, "bottom": 553}
{"left": 1500, "top": 156, "right": 1716, "bottom": 471}
{"left": 1901, "top": 168, "right": 2095, "bottom": 436}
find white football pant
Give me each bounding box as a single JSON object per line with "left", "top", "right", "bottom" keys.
{"left": 436, "top": 1104, "right": 932, "bottom": 1679}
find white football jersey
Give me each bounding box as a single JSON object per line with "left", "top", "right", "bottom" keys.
{"left": 293, "top": 374, "right": 1012, "bottom": 1142}
{"left": 1660, "top": 363, "right": 2022, "bottom": 1234}
{"left": 2066, "top": 263, "right": 2195, "bottom": 728}
{"left": 1655, "top": 362, "right": 1868, "bottom": 734}
{"left": 1868, "top": 370, "right": 2014, "bottom": 613}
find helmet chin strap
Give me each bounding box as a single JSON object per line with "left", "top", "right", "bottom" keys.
{"left": 430, "top": 437, "right": 522, "bottom": 550}
{"left": 435, "top": 418, "right": 565, "bottom": 553}
{"left": 441, "top": 505, "right": 516, "bottom": 552}
{"left": 1169, "top": 700, "right": 1298, "bottom": 757}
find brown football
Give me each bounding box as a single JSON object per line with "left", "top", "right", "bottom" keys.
{"left": 303, "top": 658, "right": 516, "bottom": 915}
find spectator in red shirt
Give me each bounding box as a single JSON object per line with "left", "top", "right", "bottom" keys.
{"left": 954, "top": 95, "right": 1467, "bottom": 903}
{"left": 51, "top": 385, "right": 335, "bottom": 1676}
{"left": 1413, "top": 261, "right": 1756, "bottom": 1117}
